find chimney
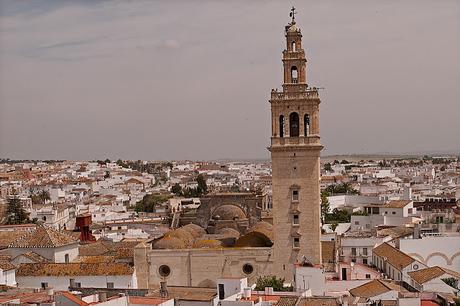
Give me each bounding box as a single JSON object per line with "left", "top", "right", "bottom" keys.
{"left": 160, "top": 281, "right": 168, "bottom": 298}
{"left": 99, "top": 292, "right": 107, "bottom": 302}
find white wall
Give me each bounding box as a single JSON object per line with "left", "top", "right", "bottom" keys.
{"left": 16, "top": 274, "right": 137, "bottom": 290}
{"left": 0, "top": 269, "right": 16, "bottom": 287}
{"left": 400, "top": 236, "right": 460, "bottom": 272}
{"left": 295, "top": 267, "right": 325, "bottom": 295}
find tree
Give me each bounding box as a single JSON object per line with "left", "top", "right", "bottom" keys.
{"left": 171, "top": 183, "right": 182, "bottom": 196}
{"left": 196, "top": 174, "right": 208, "bottom": 195}
{"left": 255, "top": 276, "right": 292, "bottom": 292}
{"left": 326, "top": 208, "right": 351, "bottom": 223}
{"left": 323, "top": 163, "right": 332, "bottom": 172}
{"left": 134, "top": 194, "right": 171, "bottom": 213}
{"left": 321, "top": 191, "right": 330, "bottom": 224}
{"left": 5, "top": 195, "right": 30, "bottom": 225}
{"left": 31, "top": 190, "right": 50, "bottom": 205}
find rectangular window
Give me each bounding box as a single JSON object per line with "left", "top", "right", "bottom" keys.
{"left": 366, "top": 274, "right": 371, "bottom": 279}
{"left": 363, "top": 258, "right": 368, "bottom": 265}
{"left": 293, "top": 237, "right": 300, "bottom": 248}
{"left": 107, "top": 282, "right": 114, "bottom": 289}
{"left": 65, "top": 254, "right": 69, "bottom": 263}
{"left": 292, "top": 190, "right": 299, "bottom": 202}
{"left": 363, "top": 248, "right": 368, "bottom": 256}
{"left": 354, "top": 221, "right": 359, "bottom": 225}
{"left": 293, "top": 214, "right": 299, "bottom": 225}
{"left": 41, "top": 282, "right": 48, "bottom": 289}
{"left": 75, "top": 282, "right": 82, "bottom": 288}
{"left": 392, "top": 211, "right": 396, "bottom": 215}
{"left": 351, "top": 248, "right": 356, "bottom": 256}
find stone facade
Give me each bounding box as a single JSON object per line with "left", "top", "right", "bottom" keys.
{"left": 134, "top": 243, "right": 272, "bottom": 289}
{"left": 270, "top": 14, "right": 323, "bottom": 281}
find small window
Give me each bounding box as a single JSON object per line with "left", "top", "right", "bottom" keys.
{"left": 354, "top": 221, "right": 359, "bottom": 225}
{"left": 292, "top": 190, "right": 299, "bottom": 202}
{"left": 392, "top": 212, "right": 396, "bottom": 215}
{"left": 75, "top": 282, "right": 82, "bottom": 288}
{"left": 159, "top": 265, "right": 171, "bottom": 277}
{"left": 107, "top": 282, "right": 114, "bottom": 289}
{"left": 365, "top": 274, "right": 371, "bottom": 279}
{"left": 351, "top": 259, "right": 356, "bottom": 263}
{"left": 65, "top": 254, "right": 69, "bottom": 263}
{"left": 385, "top": 211, "right": 388, "bottom": 214}
{"left": 242, "top": 264, "right": 254, "bottom": 275}
{"left": 363, "top": 258, "right": 368, "bottom": 265}
{"left": 293, "top": 214, "right": 299, "bottom": 225}
{"left": 41, "top": 282, "right": 48, "bottom": 289}
{"left": 293, "top": 237, "right": 300, "bottom": 248}
{"left": 351, "top": 248, "right": 356, "bottom": 256}
{"left": 363, "top": 248, "right": 368, "bottom": 256}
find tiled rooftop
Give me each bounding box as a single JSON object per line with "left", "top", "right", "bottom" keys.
{"left": 16, "top": 262, "right": 134, "bottom": 276}
{"left": 9, "top": 225, "right": 78, "bottom": 248}
{"left": 373, "top": 242, "right": 414, "bottom": 270}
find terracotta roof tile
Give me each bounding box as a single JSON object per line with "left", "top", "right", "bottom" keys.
{"left": 276, "top": 296, "right": 299, "bottom": 306}
{"left": 408, "top": 266, "right": 460, "bottom": 285}
{"left": 299, "top": 297, "right": 340, "bottom": 306}
{"left": 15, "top": 251, "right": 50, "bottom": 263}
{"left": 349, "top": 279, "right": 406, "bottom": 298}
{"left": 373, "top": 243, "right": 414, "bottom": 270}
{"left": 10, "top": 225, "right": 78, "bottom": 248}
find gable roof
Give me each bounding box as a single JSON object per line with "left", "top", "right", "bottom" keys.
{"left": 57, "top": 292, "right": 88, "bottom": 306}
{"left": 349, "top": 279, "right": 405, "bottom": 298}
{"left": 9, "top": 225, "right": 78, "bottom": 248}
{"left": 408, "top": 266, "right": 460, "bottom": 285}
{"left": 16, "top": 262, "right": 134, "bottom": 277}
{"left": 0, "top": 261, "right": 16, "bottom": 271}
{"left": 14, "top": 251, "right": 50, "bottom": 263}
{"left": 373, "top": 243, "right": 414, "bottom": 270}
{"left": 276, "top": 297, "right": 299, "bottom": 306}
{"left": 384, "top": 200, "right": 412, "bottom": 208}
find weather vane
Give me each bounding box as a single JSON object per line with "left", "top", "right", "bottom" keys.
{"left": 290, "top": 6, "right": 297, "bottom": 23}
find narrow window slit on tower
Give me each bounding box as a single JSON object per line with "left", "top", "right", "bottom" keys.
{"left": 292, "top": 41, "right": 296, "bottom": 52}
{"left": 304, "top": 114, "right": 310, "bottom": 136}
{"left": 279, "top": 115, "right": 285, "bottom": 137}
{"left": 292, "top": 190, "right": 299, "bottom": 202}
{"left": 291, "top": 66, "right": 298, "bottom": 83}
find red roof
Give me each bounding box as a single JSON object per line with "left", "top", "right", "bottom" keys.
{"left": 421, "top": 301, "right": 439, "bottom": 306}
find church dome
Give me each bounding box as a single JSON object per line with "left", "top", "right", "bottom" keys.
{"left": 212, "top": 205, "right": 246, "bottom": 221}
{"left": 181, "top": 224, "right": 206, "bottom": 239}
{"left": 193, "top": 239, "right": 222, "bottom": 248}
{"left": 153, "top": 236, "right": 186, "bottom": 249}
{"left": 216, "top": 227, "right": 241, "bottom": 239}
{"left": 287, "top": 23, "right": 298, "bottom": 33}
{"left": 234, "top": 221, "right": 273, "bottom": 247}
{"left": 164, "top": 228, "right": 195, "bottom": 247}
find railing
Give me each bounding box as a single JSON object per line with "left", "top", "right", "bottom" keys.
{"left": 271, "top": 135, "right": 320, "bottom": 147}
{"left": 270, "top": 89, "right": 319, "bottom": 100}
{"left": 283, "top": 50, "right": 305, "bottom": 59}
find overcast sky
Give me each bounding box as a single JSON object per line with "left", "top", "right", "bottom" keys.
{"left": 1, "top": 0, "right": 459, "bottom": 161}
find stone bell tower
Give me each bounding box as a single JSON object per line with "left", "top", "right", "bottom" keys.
{"left": 269, "top": 7, "right": 323, "bottom": 282}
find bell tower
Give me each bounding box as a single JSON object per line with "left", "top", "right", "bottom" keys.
{"left": 269, "top": 7, "right": 323, "bottom": 282}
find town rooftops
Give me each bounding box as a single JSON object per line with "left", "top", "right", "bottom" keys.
{"left": 349, "top": 279, "right": 406, "bottom": 298}
{"left": 16, "top": 262, "right": 134, "bottom": 277}
{"left": 9, "top": 225, "right": 78, "bottom": 248}
{"left": 408, "top": 266, "right": 460, "bottom": 285}
{"left": 373, "top": 242, "right": 415, "bottom": 270}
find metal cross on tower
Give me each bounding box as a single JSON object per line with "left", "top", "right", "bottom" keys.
{"left": 290, "top": 6, "right": 297, "bottom": 23}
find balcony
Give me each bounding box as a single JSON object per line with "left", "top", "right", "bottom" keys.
{"left": 270, "top": 88, "right": 319, "bottom": 101}
{"left": 271, "top": 135, "right": 321, "bottom": 147}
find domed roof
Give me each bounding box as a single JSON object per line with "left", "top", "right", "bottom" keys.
{"left": 193, "top": 239, "right": 222, "bottom": 248}
{"left": 234, "top": 221, "right": 273, "bottom": 248}
{"left": 212, "top": 205, "right": 246, "bottom": 221}
{"left": 153, "top": 236, "right": 186, "bottom": 249}
{"left": 216, "top": 227, "right": 241, "bottom": 239}
{"left": 164, "top": 228, "right": 194, "bottom": 247}
{"left": 251, "top": 221, "right": 273, "bottom": 241}
{"left": 181, "top": 224, "right": 206, "bottom": 239}
{"left": 287, "top": 23, "right": 298, "bottom": 33}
